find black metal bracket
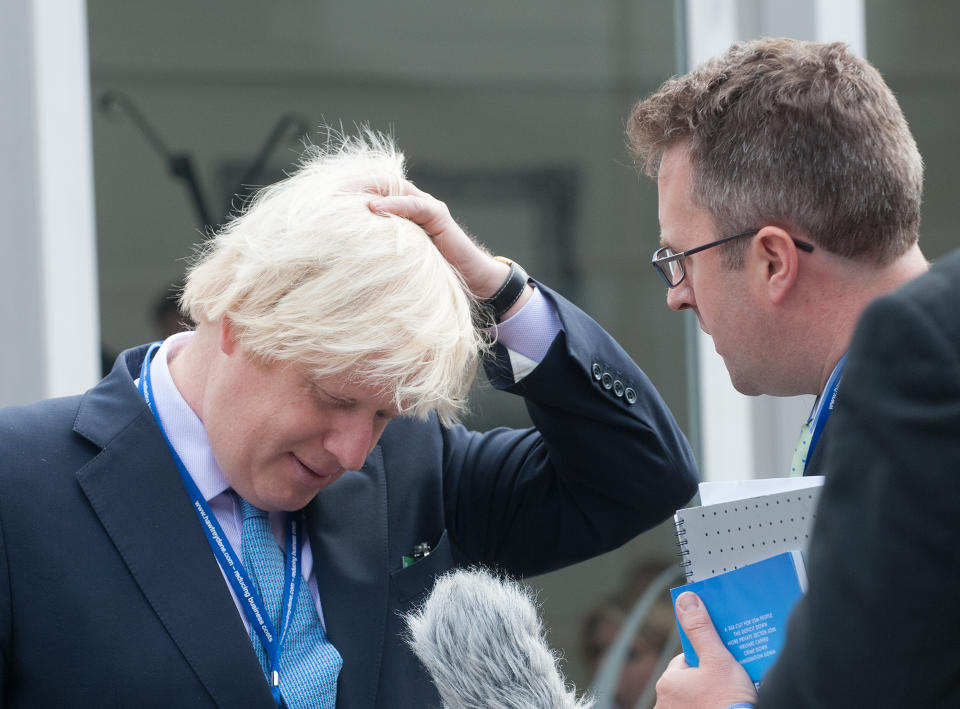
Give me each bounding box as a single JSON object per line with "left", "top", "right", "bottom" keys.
{"left": 99, "top": 90, "right": 309, "bottom": 235}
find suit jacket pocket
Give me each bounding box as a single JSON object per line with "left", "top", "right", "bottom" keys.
{"left": 390, "top": 529, "right": 454, "bottom": 605}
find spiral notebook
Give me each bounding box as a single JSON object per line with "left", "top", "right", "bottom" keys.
{"left": 675, "top": 485, "right": 823, "bottom": 583}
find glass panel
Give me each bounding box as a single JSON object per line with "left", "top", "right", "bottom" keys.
{"left": 867, "top": 1, "right": 960, "bottom": 262}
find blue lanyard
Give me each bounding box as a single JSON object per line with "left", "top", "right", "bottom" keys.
{"left": 806, "top": 353, "right": 847, "bottom": 465}
{"left": 138, "top": 342, "right": 301, "bottom": 707}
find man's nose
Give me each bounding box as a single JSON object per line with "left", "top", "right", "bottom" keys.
{"left": 324, "top": 417, "right": 375, "bottom": 472}
{"left": 666, "top": 281, "right": 694, "bottom": 311}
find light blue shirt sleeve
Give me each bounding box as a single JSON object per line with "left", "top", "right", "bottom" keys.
{"left": 488, "top": 284, "right": 563, "bottom": 382}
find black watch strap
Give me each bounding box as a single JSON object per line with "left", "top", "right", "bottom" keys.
{"left": 483, "top": 258, "right": 530, "bottom": 322}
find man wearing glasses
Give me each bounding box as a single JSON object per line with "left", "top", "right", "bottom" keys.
{"left": 627, "top": 37, "right": 953, "bottom": 709}
{"left": 629, "top": 37, "right": 929, "bottom": 478}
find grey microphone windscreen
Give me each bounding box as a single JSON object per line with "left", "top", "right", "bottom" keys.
{"left": 406, "top": 568, "right": 593, "bottom": 709}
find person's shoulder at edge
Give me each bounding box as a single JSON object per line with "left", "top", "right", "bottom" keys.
{"left": 869, "top": 248, "right": 960, "bottom": 315}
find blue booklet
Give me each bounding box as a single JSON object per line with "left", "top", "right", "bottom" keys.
{"left": 670, "top": 550, "right": 807, "bottom": 685}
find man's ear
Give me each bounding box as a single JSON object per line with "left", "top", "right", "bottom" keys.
{"left": 750, "top": 227, "right": 802, "bottom": 304}
{"left": 219, "top": 316, "right": 238, "bottom": 355}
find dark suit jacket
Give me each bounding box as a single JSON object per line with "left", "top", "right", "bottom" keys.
{"left": 759, "top": 249, "right": 960, "bottom": 707}
{"left": 0, "top": 285, "right": 697, "bottom": 708}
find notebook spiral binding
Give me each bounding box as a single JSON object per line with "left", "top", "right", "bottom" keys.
{"left": 674, "top": 516, "right": 693, "bottom": 580}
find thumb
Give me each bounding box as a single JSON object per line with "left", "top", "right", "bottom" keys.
{"left": 675, "top": 591, "right": 731, "bottom": 664}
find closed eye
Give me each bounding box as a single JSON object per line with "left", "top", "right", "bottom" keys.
{"left": 307, "top": 382, "right": 354, "bottom": 409}
{"left": 323, "top": 394, "right": 354, "bottom": 409}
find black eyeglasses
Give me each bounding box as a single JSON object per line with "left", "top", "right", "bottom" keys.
{"left": 651, "top": 229, "right": 815, "bottom": 288}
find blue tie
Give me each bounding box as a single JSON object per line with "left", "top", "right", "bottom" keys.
{"left": 238, "top": 497, "right": 342, "bottom": 708}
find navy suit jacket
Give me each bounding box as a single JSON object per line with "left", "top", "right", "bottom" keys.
{"left": 0, "top": 285, "right": 697, "bottom": 708}
{"left": 759, "top": 250, "right": 960, "bottom": 707}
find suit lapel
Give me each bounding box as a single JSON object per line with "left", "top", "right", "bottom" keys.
{"left": 306, "top": 446, "right": 389, "bottom": 709}
{"left": 73, "top": 360, "right": 275, "bottom": 709}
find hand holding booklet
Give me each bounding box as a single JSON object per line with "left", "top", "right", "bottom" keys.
{"left": 670, "top": 477, "right": 824, "bottom": 685}
{"left": 670, "top": 551, "right": 807, "bottom": 685}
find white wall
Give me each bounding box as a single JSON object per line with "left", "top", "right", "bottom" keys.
{"left": 0, "top": 0, "right": 99, "bottom": 406}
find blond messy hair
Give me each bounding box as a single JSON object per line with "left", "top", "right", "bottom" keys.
{"left": 181, "top": 130, "right": 484, "bottom": 424}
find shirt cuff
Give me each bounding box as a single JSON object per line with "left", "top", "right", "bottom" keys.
{"left": 488, "top": 284, "right": 562, "bottom": 381}
{"left": 723, "top": 703, "right": 756, "bottom": 709}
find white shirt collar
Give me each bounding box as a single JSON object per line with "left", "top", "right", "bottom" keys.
{"left": 149, "top": 332, "right": 231, "bottom": 502}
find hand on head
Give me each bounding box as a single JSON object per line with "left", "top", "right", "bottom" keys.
{"left": 368, "top": 182, "right": 513, "bottom": 301}
{"left": 653, "top": 592, "right": 757, "bottom": 709}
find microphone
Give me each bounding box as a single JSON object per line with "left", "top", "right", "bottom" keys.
{"left": 406, "top": 568, "right": 593, "bottom": 709}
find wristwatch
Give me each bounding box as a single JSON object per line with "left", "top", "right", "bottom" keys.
{"left": 481, "top": 256, "right": 530, "bottom": 323}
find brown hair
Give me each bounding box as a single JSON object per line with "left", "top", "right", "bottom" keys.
{"left": 628, "top": 38, "right": 923, "bottom": 266}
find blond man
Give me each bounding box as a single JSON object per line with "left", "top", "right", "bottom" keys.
{"left": 0, "top": 133, "right": 696, "bottom": 708}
